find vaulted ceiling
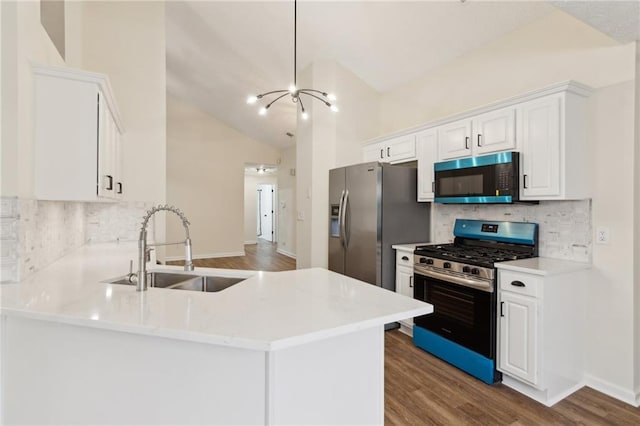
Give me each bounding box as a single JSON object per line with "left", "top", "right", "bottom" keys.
{"left": 166, "top": 1, "right": 639, "bottom": 150}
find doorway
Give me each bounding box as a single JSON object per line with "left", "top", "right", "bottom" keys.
{"left": 257, "top": 184, "right": 275, "bottom": 242}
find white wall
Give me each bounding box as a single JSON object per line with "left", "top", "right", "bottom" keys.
{"left": 277, "top": 146, "right": 296, "bottom": 258}
{"left": 635, "top": 42, "right": 640, "bottom": 403}
{"left": 244, "top": 174, "right": 277, "bottom": 244}
{"left": 374, "top": 10, "right": 637, "bottom": 403}
{"left": 166, "top": 96, "right": 280, "bottom": 259}
{"left": 296, "top": 61, "right": 380, "bottom": 268}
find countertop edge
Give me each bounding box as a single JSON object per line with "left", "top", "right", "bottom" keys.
{"left": 495, "top": 257, "right": 592, "bottom": 276}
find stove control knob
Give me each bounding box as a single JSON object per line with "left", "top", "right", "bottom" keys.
{"left": 419, "top": 257, "right": 427, "bottom": 264}
{"left": 443, "top": 262, "right": 451, "bottom": 269}
{"left": 426, "top": 258, "right": 434, "bottom": 265}
{"left": 471, "top": 268, "right": 480, "bottom": 275}
{"left": 462, "top": 266, "right": 471, "bottom": 273}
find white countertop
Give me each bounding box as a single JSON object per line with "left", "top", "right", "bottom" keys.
{"left": 496, "top": 257, "right": 592, "bottom": 276}
{"left": 392, "top": 242, "right": 430, "bottom": 251}
{"left": 0, "top": 243, "right": 432, "bottom": 351}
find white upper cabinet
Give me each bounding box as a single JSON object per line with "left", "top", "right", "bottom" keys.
{"left": 416, "top": 129, "right": 437, "bottom": 202}
{"left": 473, "top": 107, "right": 516, "bottom": 155}
{"left": 437, "top": 118, "right": 472, "bottom": 160}
{"left": 362, "top": 135, "right": 416, "bottom": 164}
{"left": 519, "top": 89, "right": 589, "bottom": 200}
{"left": 438, "top": 107, "right": 516, "bottom": 161}
{"left": 33, "top": 65, "right": 124, "bottom": 202}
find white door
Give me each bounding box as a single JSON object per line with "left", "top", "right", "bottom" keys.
{"left": 498, "top": 291, "right": 538, "bottom": 386}
{"left": 417, "top": 129, "right": 437, "bottom": 202}
{"left": 258, "top": 184, "right": 274, "bottom": 242}
{"left": 437, "top": 118, "right": 472, "bottom": 160}
{"left": 519, "top": 95, "right": 562, "bottom": 199}
{"left": 473, "top": 107, "right": 516, "bottom": 155}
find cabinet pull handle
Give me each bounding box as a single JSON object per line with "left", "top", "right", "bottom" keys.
{"left": 465, "top": 136, "right": 470, "bottom": 149}
{"left": 477, "top": 134, "right": 482, "bottom": 147}
{"left": 387, "top": 147, "right": 391, "bottom": 157}
{"left": 117, "top": 182, "right": 123, "bottom": 194}
{"left": 432, "top": 181, "right": 435, "bottom": 192}
{"left": 105, "top": 175, "right": 113, "bottom": 191}
{"left": 401, "top": 256, "right": 409, "bottom": 261}
{"left": 511, "top": 280, "right": 526, "bottom": 287}
{"left": 380, "top": 149, "right": 384, "bottom": 159}
{"left": 500, "top": 301, "right": 504, "bottom": 317}
{"left": 523, "top": 174, "right": 528, "bottom": 189}
{"left": 409, "top": 276, "right": 413, "bottom": 288}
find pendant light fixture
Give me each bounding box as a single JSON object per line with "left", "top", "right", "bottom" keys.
{"left": 246, "top": 0, "right": 338, "bottom": 120}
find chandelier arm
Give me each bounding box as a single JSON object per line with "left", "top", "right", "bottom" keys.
{"left": 266, "top": 92, "right": 291, "bottom": 108}
{"left": 258, "top": 89, "right": 290, "bottom": 98}
{"left": 298, "top": 95, "right": 306, "bottom": 112}
{"left": 299, "top": 91, "right": 331, "bottom": 106}
{"left": 298, "top": 89, "right": 328, "bottom": 96}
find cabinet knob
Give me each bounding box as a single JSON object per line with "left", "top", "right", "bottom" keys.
{"left": 401, "top": 256, "right": 409, "bottom": 261}
{"left": 511, "top": 280, "right": 526, "bottom": 287}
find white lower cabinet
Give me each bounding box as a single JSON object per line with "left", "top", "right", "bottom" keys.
{"left": 394, "top": 248, "right": 415, "bottom": 336}
{"left": 497, "top": 260, "right": 589, "bottom": 406}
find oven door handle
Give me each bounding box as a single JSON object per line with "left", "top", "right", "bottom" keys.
{"left": 414, "top": 267, "right": 494, "bottom": 293}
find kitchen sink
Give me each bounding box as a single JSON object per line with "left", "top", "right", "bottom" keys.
{"left": 104, "top": 272, "right": 247, "bottom": 292}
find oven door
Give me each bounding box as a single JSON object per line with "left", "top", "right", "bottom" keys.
{"left": 413, "top": 270, "right": 495, "bottom": 359}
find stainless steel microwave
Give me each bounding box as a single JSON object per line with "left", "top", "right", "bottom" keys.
{"left": 434, "top": 152, "right": 520, "bottom": 204}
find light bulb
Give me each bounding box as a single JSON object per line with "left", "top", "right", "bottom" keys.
{"left": 301, "top": 111, "right": 309, "bottom": 120}
{"left": 288, "top": 84, "right": 297, "bottom": 94}
{"left": 327, "top": 93, "right": 337, "bottom": 101}
{"left": 330, "top": 105, "right": 339, "bottom": 113}
{"left": 259, "top": 107, "right": 267, "bottom": 115}
{"left": 246, "top": 95, "right": 258, "bottom": 104}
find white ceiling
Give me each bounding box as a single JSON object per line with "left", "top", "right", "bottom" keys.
{"left": 166, "top": 1, "right": 638, "bottom": 150}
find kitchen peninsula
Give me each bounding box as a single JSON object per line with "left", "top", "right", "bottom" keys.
{"left": 0, "top": 243, "right": 432, "bottom": 425}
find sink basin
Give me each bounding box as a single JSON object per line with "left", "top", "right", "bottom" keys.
{"left": 105, "top": 271, "right": 247, "bottom": 293}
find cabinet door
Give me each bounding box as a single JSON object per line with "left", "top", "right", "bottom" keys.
{"left": 97, "top": 91, "right": 115, "bottom": 199}
{"left": 396, "top": 267, "right": 414, "bottom": 326}
{"left": 498, "top": 291, "right": 538, "bottom": 385}
{"left": 473, "top": 107, "right": 516, "bottom": 155}
{"left": 417, "top": 130, "right": 437, "bottom": 202}
{"left": 363, "top": 142, "right": 385, "bottom": 162}
{"left": 386, "top": 135, "right": 416, "bottom": 163}
{"left": 437, "top": 118, "right": 472, "bottom": 160}
{"left": 520, "top": 95, "right": 561, "bottom": 199}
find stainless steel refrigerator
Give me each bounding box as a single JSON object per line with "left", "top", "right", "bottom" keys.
{"left": 328, "top": 162, "right": 430, "bottom": 292}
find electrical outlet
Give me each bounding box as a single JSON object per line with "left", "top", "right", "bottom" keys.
{"left": 596, "top": 226, "right": 610, "bottom": 244}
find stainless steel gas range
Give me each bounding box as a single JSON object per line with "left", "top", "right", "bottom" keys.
{"left": 412, "top": 219, "right": 539, "bottom": 384}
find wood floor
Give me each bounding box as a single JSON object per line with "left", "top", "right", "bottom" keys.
{"left": 385, "top": 330, "right": 640, "bottom": 425}
{"left": 168, "top": 242, "right": 639, "bottom": 424}
{"left": 167, "top": 239, "right": 296, "bottom": 271}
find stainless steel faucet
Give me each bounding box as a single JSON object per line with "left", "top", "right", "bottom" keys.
{"left": 133, "top": 204, "right": 194, "bottom": 291}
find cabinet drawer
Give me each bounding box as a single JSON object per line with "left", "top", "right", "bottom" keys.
{"left": 499, "top": 270, "right": 541, "bottom": 298}
{"left": 396, "top": 251, "right": 414, "bottom": 268}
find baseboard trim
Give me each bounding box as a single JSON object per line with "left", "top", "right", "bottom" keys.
{"left": 585, "top": 374, "right": 639, "bottom": 407}
{"left": 276, "top": 248, "right": 296, "bottom": 259}
{"left": 244, "top": 240, "right": 257, "bottom": 245}
{"left": 164, "top": 251, "right": 245, "bottom": 262}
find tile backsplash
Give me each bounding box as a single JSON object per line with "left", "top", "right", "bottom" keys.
{"left": 1, "top": 198, "right": 153, "bottom": 282}
{"left": 432, "top": 200, "right": 592, "bottom": 262}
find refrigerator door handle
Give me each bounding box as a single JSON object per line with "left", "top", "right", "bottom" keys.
{"left": 342, "top": 190, "right": 350, "bottom": 248}
{"left": 338, "top": 190, "right": 346, "bottom": 248}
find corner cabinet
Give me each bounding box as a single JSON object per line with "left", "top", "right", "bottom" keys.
{"left": 394, "top": 247, "right": 416, "bottom": 336}
{"left": 496, "top": 260, "right": 589, "bottom": 407}
{"left": 362, "top": 134, "right": 416, "bottom": 164}
{"left": 33, "top": 65, "right": 125, "bottom": 201}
